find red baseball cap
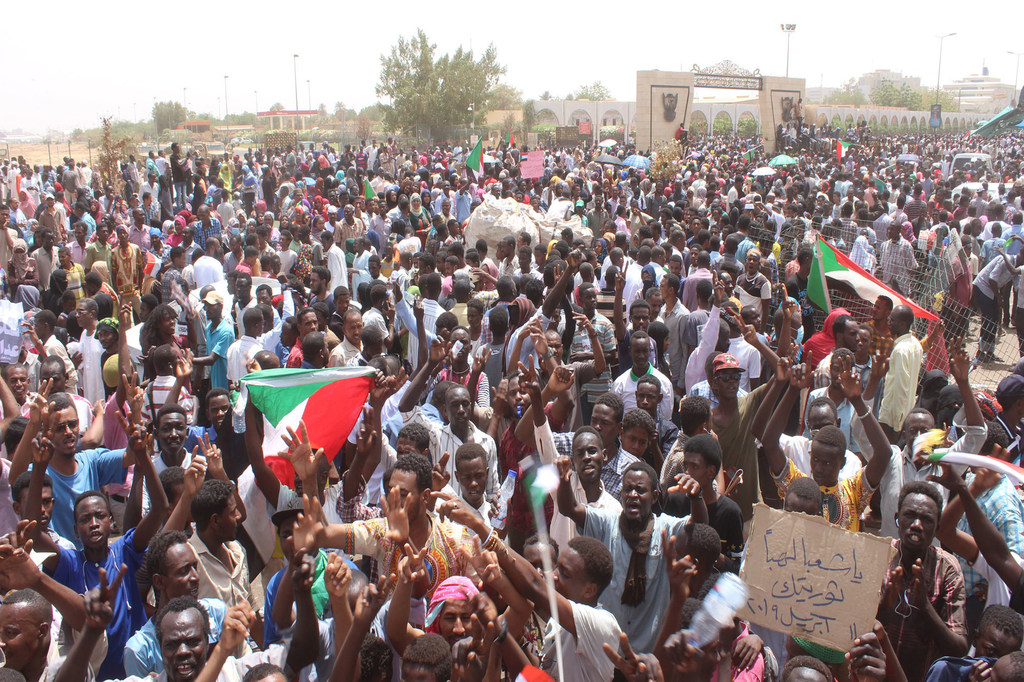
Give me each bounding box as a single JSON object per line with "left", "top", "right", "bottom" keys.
{"left": 712, "top": 354, "right": 744, "bottom": 374}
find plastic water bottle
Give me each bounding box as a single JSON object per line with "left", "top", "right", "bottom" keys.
{"left": 492, "top": 471, "right": 518, "bottom": 530}
{"left": 687, "top": 572, "right": 749, "bottom": 648}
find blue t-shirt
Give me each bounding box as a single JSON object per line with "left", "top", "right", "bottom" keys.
{"left": 205, "top": 318, "right": 235, "bottom": 391}
{"left": 38, "top": 448, "right": 127, "bottom": 548}
{"left": 124, "top": 597, "right": 226, "bottom": 677}
{"left": 51, "top": 528, "right": 148, "bottom": 680}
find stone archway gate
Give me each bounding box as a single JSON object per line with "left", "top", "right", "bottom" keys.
{"left": 636, "top": 61, "right": 804, "bottom": 152}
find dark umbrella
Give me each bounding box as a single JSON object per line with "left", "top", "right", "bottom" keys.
{"left": 593, "top": 153, "right": 626, "bottom": 165}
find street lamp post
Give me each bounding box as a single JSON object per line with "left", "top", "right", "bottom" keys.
{"left": 1010, "top": 51, "right": 1023, "bottom": 106}
{"left": 780, "top": 24, "right": 796, "bottom": 78}
{"left": 293, "top": 54, "right": 300, "bottom": 130}
{"left": 183, "top": 87, "right": 188, "bottom": 112}
{"left": 936, "top": 32, "right": 957, "bottom": 104}
{"left": 254, "top": 90, "right": 259, "bottom": 130}
{"left": 307, "top": 80, "right": 311, "bottom": 111}
{"left": 224, "top": 76, "right": 229, "bottom": 117}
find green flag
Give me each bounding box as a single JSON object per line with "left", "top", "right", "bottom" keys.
{"left": 741, "top": 148, "right": 756, "bottom": 161}
{"left": 466, "top": 138, "right": 483, "bottom": 172}
{"left": 806, "top": 239, "right": 832, "bottom": 315}
{"left": 363, "top": 179, "right": 376, "bottom": 199}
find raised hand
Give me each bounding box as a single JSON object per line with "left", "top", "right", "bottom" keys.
{"left": 183, "top": 456, "right": 208, "bottom": 498}
{"left": 603, "top": 633, "right": 662, "bottom": 682}
{"left": 323, "top": 552, "right": 352, "bottom": 601}
{"left": 400, "top": 542, "right": 428, "bottom": 585}
{"left": 948, "top": 337, "right": 970, "bottom": 384}
{"left": 197, "top": 432, "right": 225, "bottom": 476}
{"left": 846, "top": 623, "right": 888, "bottom": 681}
{"left": 282, "top": 420, "right": 323, "bottom": 482}
{"left": 84, "top": 565, "right": 127, "bottom": 630}
{"left": 471, "top": 347, "right": 491, "bottom": 375}
{"left": 664, "top": 528, "right": 697, "bottom": 601}
{"left": 731, "top": 634, "right": 764, "bottom": 672}
{"left": 548, "top": 365, "right": 575, "bottom": 394}
{"left": 774, "top": 357, "right": 792, "bottom": 384}
{"left": 556, "top": 455, "right": 573, "bottom": 482}
{"left": 175, "top": 350, "right": 194, "bottom": 383}
{"left": 431, "top": 452, "right": 451, "bottom": 491}
{"left": 428, "top": 338, "right": 449, "bottom": 366}
{"left": 220, "top": 601, "right": 257, "bottom": 652}
{"left": 836, "top": 354, "right": 863, "bottom": 401}
{"left": 381, "top": 487, "right": 411, "bottom": 543}
{"left": 572, "top": 311, "right": 595, "bottom": 337}
{"left": 431, "top": 490, "right": 479, "bottom": 528}
{"left": 289, "top": 550, "right": 316, "bottom": 593}
{"left": 668, "top": 473, "right": 702, "bottom": 498}
{"left": 293, "top": 494, "right": 324, "bottom": 552}
{"left": 354, "top": 577, "right": 391, "bottom": 624}
{"left": 117, "top": 409, "right": 152, "bottom": 455}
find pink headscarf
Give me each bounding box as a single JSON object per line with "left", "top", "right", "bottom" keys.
{"left": 424, "top": 576, "right": 478, "bottom": 634}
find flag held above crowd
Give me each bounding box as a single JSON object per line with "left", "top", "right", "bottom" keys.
{"left": 807, "top": 237, "right": 940, "bottom": 320}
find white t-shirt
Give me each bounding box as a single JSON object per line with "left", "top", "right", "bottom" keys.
{"left": 971, "top": 551, "right": 1024, "bottom": 608}
{"left": 779, "top": 433, "right": 863, "bottom": 481}
{"left": 193, "top": 256, "right": 225, "bottom": 289}
{"left": 541, "top": 602, "right": 621, "bottom": 682}
{"left": 727, "top": 336, "right": 762, "bottom": 392}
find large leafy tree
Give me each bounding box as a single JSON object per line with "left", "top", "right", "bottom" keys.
{"left": 574, "top": 81, "right": 612, "bottom": 101}
{"left": 824, "top": 78, "right": 867, "bottom": 106}
{"left": 152, "top": 101, "right": 188, "bottom": 133}
{"left": 376, "top": 29, "right": 505, "bottom": 137}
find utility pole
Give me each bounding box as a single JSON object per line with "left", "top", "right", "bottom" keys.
{"left": 780, "top": 24, "right": 796, "bottom": 78}
{"left": 293, "top": 54, "right": 300, "bottom": 130}
{"left": 224, "top": 75, "right": 229, "bottom": 117}
{"left": 936, "top": 32, "right": 957, "bottom": 104}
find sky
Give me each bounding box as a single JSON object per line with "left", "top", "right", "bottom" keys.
{"left": 4, "top": 0, "right": 1021, "bottom": 134}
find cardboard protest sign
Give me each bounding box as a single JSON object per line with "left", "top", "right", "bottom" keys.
{"left": 739, "top": 504, "right": 895, "bottom": 651}
{"left": 521, "top": 151, "right": 544, "bottom": 179}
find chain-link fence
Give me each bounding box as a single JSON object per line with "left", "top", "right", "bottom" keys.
{"left": 753, "top": 220, "right": 1010, "bottom": 391}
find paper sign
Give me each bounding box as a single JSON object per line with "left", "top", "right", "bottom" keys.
{"left": 0, "top": 300, "right": 24, "bottom": 363}
{"left": 739, "top": 504, "right": 895, "bottom": 651}
{"left": 521, "top": 151, "right": 544, "bottom": 179}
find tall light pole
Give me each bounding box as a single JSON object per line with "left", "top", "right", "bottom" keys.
{"left": 224, "top": 76, "right": 229, "bottom": 117}
{"left": 307, "top": 80, "right": 311, "bottom": 111}
{"left": 293, "top": 54, "right": 300, "bottom": 130}
{"left": 936, "top": 32, "right": 957, "bottom": 104}
{"left": 1009, "top": 51, "right": 1023, "bottom": 106}
{"left": 183, "top": 87, "right": 188, "bottom": 112}
{"left": 254, "top": 90, "right": 259, "bottom": 130}
{"left": 780, "top": 24, "right": 796, "bottom": 78}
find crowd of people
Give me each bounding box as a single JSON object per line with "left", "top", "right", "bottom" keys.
{"left": 0, "top": 126, "right": 1021, "bottom": 682}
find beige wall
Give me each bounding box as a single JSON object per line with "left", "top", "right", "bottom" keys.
{"left": 636, "top": 71, "right": 695, "bottom": 151}
{"left": 759, "top": 77, "right": 805, "bottom": 150}
{"left": 637, "top": 70, "right": 804, "bottom": 151}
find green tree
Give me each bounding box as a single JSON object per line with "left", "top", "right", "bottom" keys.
{"left": 540, "top": 91, "right": 553, "bottom": 101}
{"left": 825, "top": 78, "right": 867, "bottom": 106}
{"left": 152, "top": 101, "right": 188, "bottom": 134}
{"left": 918, "top": 87, "right": 960, "bottom": 112}
{"left": 489, "top": 84, "right": 522, "bottom": 110}
{"left": 376, "top": 28, "right": 505, "bottom": 138}
{"left": 870, "top": 80, "right": 903, "bottom": 107}
{"left": 522, "top": 100, "right": 537, "bottom": 132}
{"left": 270, "top": 102, "right": 285, "bottom": 111}
{"left": 737, "top": 116, "right": 759, "bottom": 137}
{"left": 359, "top": 103, "right": 385, "bottom": 119}
{"left": 574, "top": 81, "right": 612, "bottom": 101}
{"left": 712, "top": 114, "right": 733, "bottom": 135}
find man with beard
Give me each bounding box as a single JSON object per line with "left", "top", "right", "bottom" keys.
{"left": 124, "top": 530, "right": 229, "bottom": 677}
{"left": 556, "top": 459, "right": 705, "bottom": 653}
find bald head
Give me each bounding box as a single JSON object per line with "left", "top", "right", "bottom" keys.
{"left": 890, "top": 304, "right": 914, "bottom": 336}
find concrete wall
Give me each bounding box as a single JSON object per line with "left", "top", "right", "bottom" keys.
{"left": 635, "top": 70, "right": 695, "bottom": 151}
{"left": 759, "top": 77, "right": 805, "bottom": 149}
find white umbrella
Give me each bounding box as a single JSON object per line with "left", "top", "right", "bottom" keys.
{"left": 598, "top": 139, "right": 617, "bottom": 148}
{"left": 751, "top": 167, "right": 776, "bottom": 177}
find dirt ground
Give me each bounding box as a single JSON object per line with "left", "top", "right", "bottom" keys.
{"left": 3, "top": 142, "right": 96, "bottom": 167}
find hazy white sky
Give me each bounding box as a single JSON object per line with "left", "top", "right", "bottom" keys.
{"left": 4, "top": 0, "right": 1021, "bottom": 133}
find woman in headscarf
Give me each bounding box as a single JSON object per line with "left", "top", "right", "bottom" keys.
{"left": 41, "top": 269, "right": 68, "bottom": 316}
{"left": 408, "top": 193, "right": 430, "bottom": 234}
{"left": 8, "top": 238, "right": 39, "bottom": 300}
{"left": 802, "top": 306, "right": 852, "bottom": 369}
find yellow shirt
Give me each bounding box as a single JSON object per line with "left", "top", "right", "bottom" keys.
{"left": 773, "top": 458, "right": 874, "bottom": 532}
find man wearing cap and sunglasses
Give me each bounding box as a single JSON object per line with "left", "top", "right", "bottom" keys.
{"left": 710, "top": 351, "right": 774, "bottom": 526}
